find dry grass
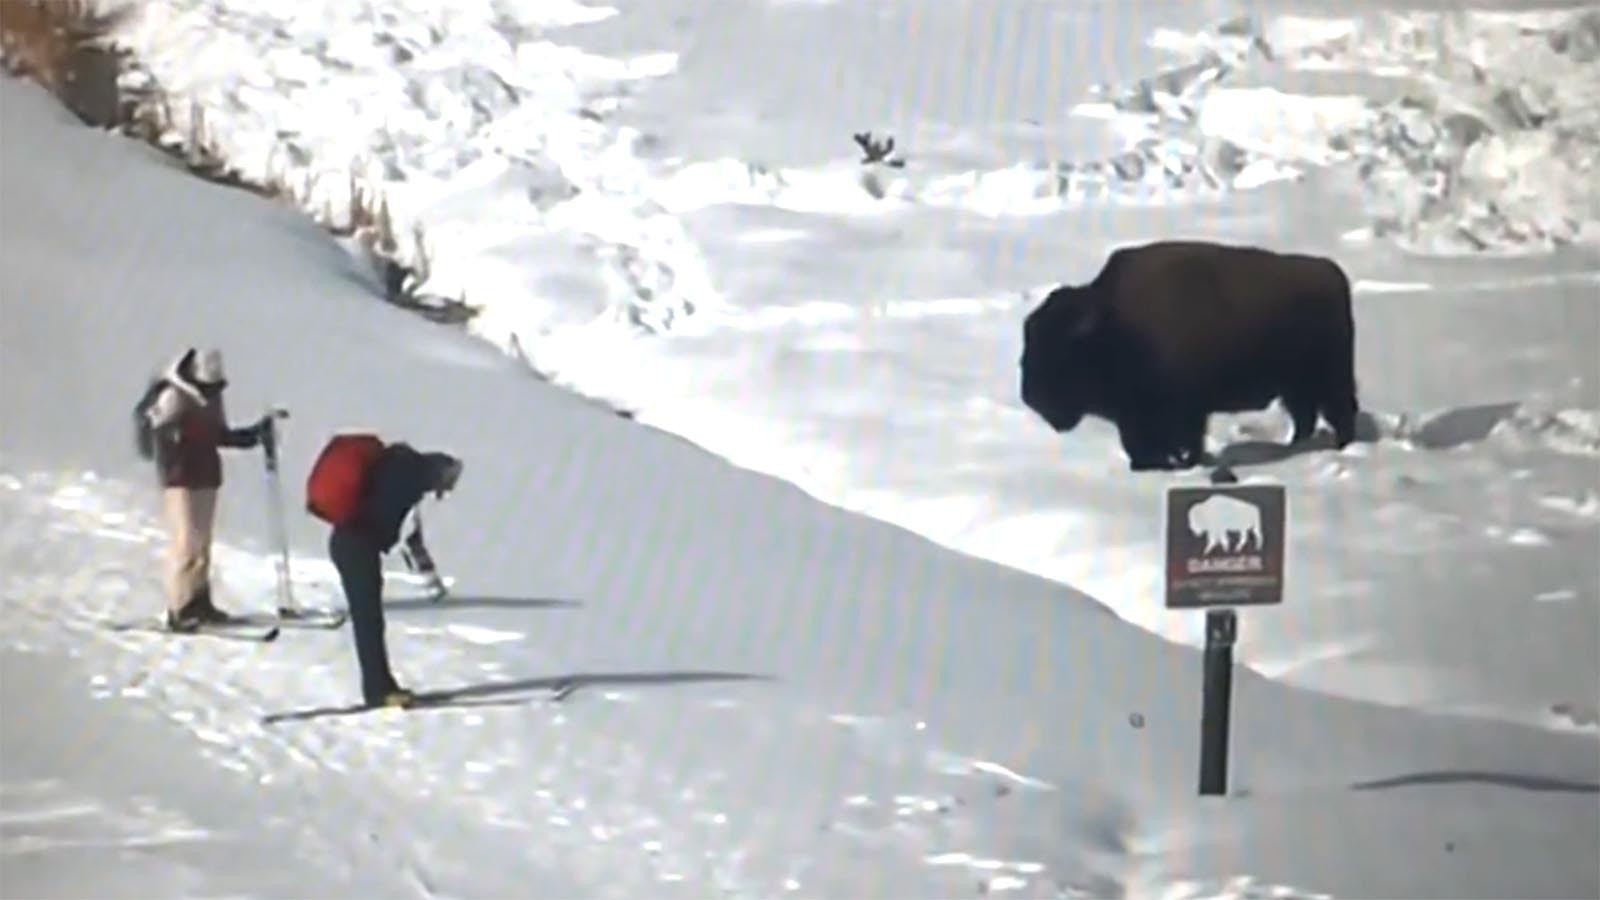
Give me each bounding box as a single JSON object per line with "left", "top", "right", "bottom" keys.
{"left": 2, "top": 0, "right": 474, "bottom": 324}
{"left": 1, "top": 0, "right": 128, "bottom": 126}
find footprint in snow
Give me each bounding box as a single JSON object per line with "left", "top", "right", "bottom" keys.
{"left": 444, "top": 623, "right": 524, "bottom": 645}
{"left": 1549, "top": 702, "right": 1599, "bottom": 730}
{"left": 1539, "top": 491, "right": 1600, "bottom": 520}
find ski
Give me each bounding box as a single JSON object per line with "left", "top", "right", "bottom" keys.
{"left": 104, "top": 618, "right": 280, "bottom": 643}
{"left": 263, "top": 607, "right": 348, "bottom": 629}
{"left": 388, "top": 569, "right": 456, "bottom": 598}
{"left": 262, "top": 695, "right": 530, "bottom": 725}
{"left": 220, "top": 612, "right": 345, "bottom": 631}
{"left": 261, "top": 680, "right": 578, "bottom": 725}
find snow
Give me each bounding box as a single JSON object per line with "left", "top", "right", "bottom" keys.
{"left": 2, "top": 0, "right": 1598, "bottom": 894}
{"left": 58, "top": 0, "right": 1597, "bottom": 734}
{"left": 1, "top": 647, "right": 412, "bottom": 898}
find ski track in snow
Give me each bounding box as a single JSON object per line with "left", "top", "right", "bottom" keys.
{"left": 2, "top": 461, "right": 1360, "bottom": 899}
{"left": 1, "top": 466, "right": 744, "bottom": 896}
{"left": 0, "top": 783, "right": 212, "bottom": 858}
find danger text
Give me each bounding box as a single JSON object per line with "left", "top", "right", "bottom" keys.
{"left": 1187, "top": 555, "right": 1265, "bottom": 574}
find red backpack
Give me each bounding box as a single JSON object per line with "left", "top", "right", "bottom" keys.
{"left": 306, "top": 433, "right": 386, "bottom": 525}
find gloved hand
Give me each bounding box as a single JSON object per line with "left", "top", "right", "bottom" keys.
{"left": 420, "top": 570, "right": 448, "bottom": 602}
{"left": 401, "top": 523, "right": 436, "bottom": 573}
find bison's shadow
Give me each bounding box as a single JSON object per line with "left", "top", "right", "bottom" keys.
{"left": 1213, "top": 403, "right": 1523, "bottom": 468}
{"left": 1399, "top": 401, "right": 1523, "bottom": 450}
{"left": 1211, "top": 411, "right": 1383, "bottom": 468}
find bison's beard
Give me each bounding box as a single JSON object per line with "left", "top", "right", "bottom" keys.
{"left": 1028, "top": 401, "right": 1084, "bottom": 433}
{"left": 1019, "top": 368, "right": 1087, "bottom": 432}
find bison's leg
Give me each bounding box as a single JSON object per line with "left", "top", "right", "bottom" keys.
{"left": 1326, "top": 398, "right": 1358, "bottom": 447}
{"left": 1119, "top": 412, "right": 1198, "bottom": 471}
{"left": 1130, "top": 456, "right": 1170, "bottom": 472}
{"left": 1320, "top": 378, "right": 1360, "bottom": 448}
{"left": 1117, "top": 419, "right": 1170, "bottom": 471}
{"left": 1285, "top": 391, "right": 1321, "bottom": 444}
{"left": 1320, "top": 337, "right": 1361, "bottom": 448}
{"left": 1172, "top": 409, "right": 1209, "bottom": 468}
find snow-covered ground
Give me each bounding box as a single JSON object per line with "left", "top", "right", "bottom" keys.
{"left": 3, "top": 74, "right": 1598, "bottom": 899}
{"left": 1, "top": 646, "right": 408, "bottom": 898}
{"left": 78, "top": 0, "right": 1600, "bottom": 737}
{"left": 2, "top": 0, "right": 1599, "bottom": 894}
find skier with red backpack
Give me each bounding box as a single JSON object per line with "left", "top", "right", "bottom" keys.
{"left": 306, "top": 433, "right": 463, "bottom": 709}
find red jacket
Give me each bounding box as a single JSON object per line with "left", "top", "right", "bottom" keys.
{"left": 147, "top": 378, "right": 259, "bottom": 490}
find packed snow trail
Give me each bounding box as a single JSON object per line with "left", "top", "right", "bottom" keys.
{"left": 0, "top": 462, "right": 1311, "bottom": 899}
{"left": 3, "top": 450, "right": 1594, "bottom": 900}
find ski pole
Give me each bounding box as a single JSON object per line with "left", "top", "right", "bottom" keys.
{"left": 261, "top": 407, "right": 296, "bottom": 615}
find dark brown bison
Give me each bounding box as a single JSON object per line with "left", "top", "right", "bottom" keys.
{"left": 1019, "top": 240, "right": 1360, "bottom": 471}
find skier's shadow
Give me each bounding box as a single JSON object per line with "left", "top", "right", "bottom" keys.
{"left": 383, "top": 595, "right": 583, "bottom": 613}
{"left": 1351, "top": 770, "right": 1600, "bottom": 795}
{"left": 259, "top": 670, "right": 772, "bottom": 725}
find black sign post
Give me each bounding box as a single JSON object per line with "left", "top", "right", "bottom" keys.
{"left": 1199, "top": 607, "right": 1237, "bottom": 795}
{"left": 1164, "top": 479, "right": 1287, "bottom": 797}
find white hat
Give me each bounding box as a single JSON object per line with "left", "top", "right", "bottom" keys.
{"left": 194, "top": 348, "right": 226, "bottom": 385}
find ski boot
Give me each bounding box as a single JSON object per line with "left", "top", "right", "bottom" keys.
{"left": 365, "top": 683, "right": 417, "bottom": 710}
{"left": 165, "top": 606, "right": 204, "bottom": 633}
{"left": 190, "top": 586, "right": 235, "bottom": 623}
{"left": 383, "top": 688, "right": 417, "bottom": 709}
{"left": 167, "top": 587, "right": 230, "bottom": 632}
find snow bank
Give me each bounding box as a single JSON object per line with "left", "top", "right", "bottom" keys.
{"left": 77, "top": 4, "right": 1590, "bottom": 349}
{"left": 80, "top": 1, "right": 1597, "bottom": 408}
{"left": 1108, "top": 9, "right": 1600, "bottom": 256}
{"left": 102, "top": 0, "right": 720, "bottom": 340}
{"left": 641, "top": 6, "right": 1600, "bottom": 235}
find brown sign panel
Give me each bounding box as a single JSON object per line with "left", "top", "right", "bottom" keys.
{"left": 1164, "top": 484, "right": 1287, "bottom": 609}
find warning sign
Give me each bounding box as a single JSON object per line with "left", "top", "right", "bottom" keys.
{"left": 1164, "top": 484, "right": 1287, "bottom": 609}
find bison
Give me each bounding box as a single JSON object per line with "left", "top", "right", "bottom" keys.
{"left": 1019, "top": 240, "right": 1360, "bottom": 471}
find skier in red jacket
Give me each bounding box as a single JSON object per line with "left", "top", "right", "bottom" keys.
{"left": 324, "top": 442, "right": 462, "bottom": 708}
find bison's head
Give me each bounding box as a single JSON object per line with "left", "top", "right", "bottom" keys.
{"left": 1018, "top": 284, "right": 1107, "bottom": 433}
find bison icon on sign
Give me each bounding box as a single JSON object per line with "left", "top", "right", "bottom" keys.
{"left": 1165, "top": 484, "right": 1286, "bottom": 609}
{"left": 1188, "top": 494, "right": 1263, "bottom": 554}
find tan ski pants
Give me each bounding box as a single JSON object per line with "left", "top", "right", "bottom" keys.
{"left": 162, "top": 487, "right": 217, "bottom": 613}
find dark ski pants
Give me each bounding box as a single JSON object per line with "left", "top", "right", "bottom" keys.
{"left": 328, "top": 527, "right": 399, "bottom": 705}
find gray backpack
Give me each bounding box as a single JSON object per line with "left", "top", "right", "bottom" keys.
{"left": 132, "top": 377, "right": 168, "bottom": 460}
